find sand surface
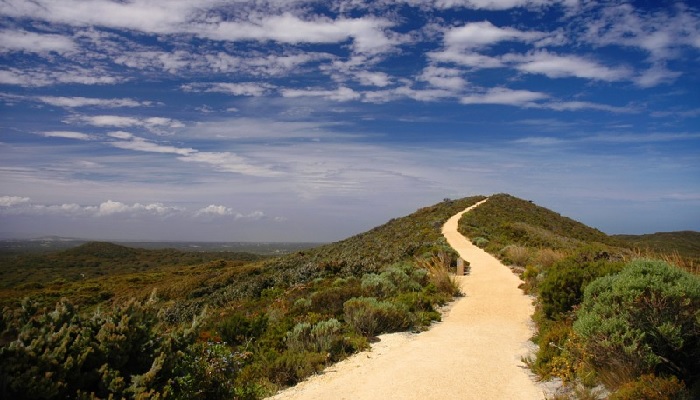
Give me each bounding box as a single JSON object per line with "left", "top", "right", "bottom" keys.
{"left": 269, "top": 199, "right": 545, "bottom": 399}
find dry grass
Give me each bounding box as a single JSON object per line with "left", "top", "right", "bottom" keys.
{"left": 416, "top": 252, "right": 460, "bottom": 296}
{"left": 625, "top": 248, "right": 699, "bottom": 275}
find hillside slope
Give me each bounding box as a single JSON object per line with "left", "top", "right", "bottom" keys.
{"left": 458, "top": 193, "right": 620, "bottom": 253}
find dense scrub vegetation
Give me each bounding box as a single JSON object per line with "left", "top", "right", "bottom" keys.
{"left": 1, "top": 196, "right": 485, "bottom": 399}
{"left": 459, "top": 194, "right": 700, "bottom": 399}
{"left": 0, "top": 243, "right": 268, "bottom": 310}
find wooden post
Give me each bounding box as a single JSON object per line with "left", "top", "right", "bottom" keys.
{"left": 457, "top": 258, "right": 465, "bottom": 276}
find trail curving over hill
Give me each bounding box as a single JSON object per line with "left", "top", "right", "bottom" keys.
{"left": 269, "top": 198, "right": 545, "bottom": 399}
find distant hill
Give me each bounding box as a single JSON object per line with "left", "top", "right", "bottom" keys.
{"left": 614, "top": 231, "right": 700, "bottom": 259}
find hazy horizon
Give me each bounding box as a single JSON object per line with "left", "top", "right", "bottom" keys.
{"left": 2, "top": 1, "right": 699, "bottom": 242}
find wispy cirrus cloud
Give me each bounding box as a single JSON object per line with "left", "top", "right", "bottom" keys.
{"left": 461, "top": 87, "right": 548, "bottom": 106}
{"left": 509, "top": 51, "right": 632, "bottom": 82}
{"left": 66, "top": 115, "right": 185, "bottom": 131}
{"left": 37, "top": 96, "right": 153, "bottom": 108}
{"left": 42, "top": 131, "right": 94, "bottom": 140}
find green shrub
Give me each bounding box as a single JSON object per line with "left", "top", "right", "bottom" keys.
{"left": 267, "top": 351, "right": 327, "bottom": 386}
{"left": 0, "top": 295, "right": 202, "bottom": 399}
{"left": 361, "top": 264, "right": 424, "bottom": 299}
{"left": 218, "top": 312, "right": 268, "bottom": 346}
{"left": 343, "top": 297, "right": 410, "bottom": 337}
{"left": 472, "top": 237, "right": 489, "bottom": 248}
{"left": 361, "top": 273, "right": 397, "bottom": 298}
{"left": 169, "top": 341, "right": 244, "bottom": 400}
{"left": 539, "top": 246, "right": 624, "bottom": 320}
{"left": 573, "top": 260, "right": 700, "bottom": 389}
{"left": 285, "top": 319, "right": 342, "bottom": 354}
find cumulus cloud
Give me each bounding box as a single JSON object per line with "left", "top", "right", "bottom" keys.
{"left": 0, "top": 197, "right": 183, "bottom": 217}
{"left": 0, "top": 196, "right": 30, "bottom": 207}
{"left": 419, "top": 66, "right": 467, "bottom": 90}
{"left": 195, "top": 205, "right": 266, "bottom": 219}
{"left": 444, "top": 21, "right": 544, "bottom": 49}
{"left": 0, "top": 196, "right": 271, "bottom": 221}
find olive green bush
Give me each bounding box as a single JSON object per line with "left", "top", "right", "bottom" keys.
{"left": 573, "top": 260, "right": 700, "bottom": 390}
{"left": 343, "top": 297, "right": 410, "bottom": 337}
{"left": 608, "top": 374, "right": 690, "bottom": 400}
{"left": 539, "top": 246, "right": 624, "bottom": 320}
{"left": 0, "top": 295, "right": 219, "bottom": 400}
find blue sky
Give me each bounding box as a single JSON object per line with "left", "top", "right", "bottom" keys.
{"left": 1, "top": 0, "right": 699, "bottom": 242}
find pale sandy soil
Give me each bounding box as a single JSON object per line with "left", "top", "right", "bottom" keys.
{"left": 269, "top": 199, "right": 546, "bottom": 399}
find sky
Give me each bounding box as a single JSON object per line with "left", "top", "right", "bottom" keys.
{"left": 1, "top": 0, "right": 699, "bottom": 242}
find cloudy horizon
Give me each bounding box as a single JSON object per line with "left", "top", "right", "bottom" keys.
{"left": 1, "top": 0, "right": 699, "bottom": 242}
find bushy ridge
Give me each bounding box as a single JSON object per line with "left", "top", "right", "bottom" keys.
{"left": 457, "top": 194, "right": 700, "bottom": 399}
{"left": 1, "top": 196, "right": 484, "bottom": 399}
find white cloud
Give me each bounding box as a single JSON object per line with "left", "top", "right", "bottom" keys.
{"left": 0, "top": 67, "right": 121, "bottom": 87}
{"left": 543, "top": 101, "right": 635, "bottom": 113}
{"left": 184, "top": 82, "right": 274, "bottom": 96}
{"left": 180, "top": 151, "right": 282, "bottom": 177}
{"left": 634, "top": 63, "right": 682, "bottom": 88}
{"left": 461, "top": 87, "right": 548, "bottom": 106}
{"left": 444, "top": 21, "right": 544, "bottom": 49}
{"left": 419, "top": 66, "right": 467, "bottom": 90}
{"left": 431, "top": 0, "right": 575, "bottom": 10}
{"left": 196, "top": 204, "right": 234, "bottom": 216}
{"left": 0, "top": 0, "right": 200, "bottom": 34}
{"left": 110, "top": 136, "right": 195, "bottom": 156}
{"left": 195, "top": 205, "right": 266, "bottom": 219}
{"left": 580, "top": 3, "right": 700, "bottom": 61}
{"left": 510, "top": 51, "right": 632, "bottom": 82}
{"left": 282, "top": 86, "right": 361, "bottom": 102}
{"left": 0, "top": 197, "right": 184, "bottom": 217}
{"left": 37, "top": 96, "right": 149, "bottom": 108}
{"left": 0, "top": 196, "right": 30, "bottom": 207}
{"left": 94, "top": 200, "right": 181, "bottom": 216}
{"left": 428, "top": 49, "right": 503, "bottom": 68}
{"left": 107, "top": 131, "right": 134, "bottom": 140}
{"left": 205, "top": 14, "right": 396, "bottom": 54}
{"left": 42, "top": 131, "right": 93, "bottom": 140}
{"left": 355, "top": 71, "right": 391, "bottom": 87}
{"left": 68, "top": 115, "right": 185, "bottom": 131}
{"left": 0, "top": 30, "right": 76, "bottom": 54}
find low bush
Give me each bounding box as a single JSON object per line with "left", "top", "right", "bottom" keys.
{"left": 539, "top": 246, "right": 624, "bottom": 320}
{"left": 285, "top": 319, "right": 343, "bottom": 354}
{"left": 501, "top": 245, "right": 531, "bottom": 267}
{"left": 343, "top": 297, "right": 410, "bottom": 337}
{"left": 608, "top": 374, "right": 690, "bottom": 400}
{"left": 0, "top": 295, "right": 205, "bottom": 399}
{"left": 573, "top": 259, "right": 700, "bottom": 390}
{"left": 218, "top": 312, "right": 268, "bottom": 346}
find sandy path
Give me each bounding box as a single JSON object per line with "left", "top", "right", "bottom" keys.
{"left": 269, "top": 198, "right": 544, "bottom": 399}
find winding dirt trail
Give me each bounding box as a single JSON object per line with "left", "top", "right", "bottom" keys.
{"left": 269, "top": 198, "right": 544, "bottom": 399}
